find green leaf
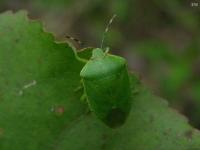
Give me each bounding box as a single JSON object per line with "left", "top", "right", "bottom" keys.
{"left": 0, "top": 11, "right": 200, "bottom": 150}
{"left": 0, "top": 11, "right": 87, "bottom": 149}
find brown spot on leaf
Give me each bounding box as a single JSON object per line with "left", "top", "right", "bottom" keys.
{"left": 55, "top": 106, "right": 65, "bottom": 116}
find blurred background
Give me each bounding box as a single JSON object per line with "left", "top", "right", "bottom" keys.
{"left": 0, "top": 0, "right": 200, "bottom": 128}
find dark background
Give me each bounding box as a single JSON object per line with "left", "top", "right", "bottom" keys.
{"left": 1, "top": 0, "right": 200, "bottom": 128}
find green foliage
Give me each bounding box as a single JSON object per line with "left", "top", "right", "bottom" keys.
{"left": 0, "top": 11, "right": 200, "bottom": 150}
{"left": 0, "top": 11, "right": 87, "bottom": 149}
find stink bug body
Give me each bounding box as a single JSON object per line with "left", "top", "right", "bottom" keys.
{"left": 80, "top": 48, "right": 131, "bottom": 128}
{"left": 70, "top": 14, "right": 132, "bottom": 127}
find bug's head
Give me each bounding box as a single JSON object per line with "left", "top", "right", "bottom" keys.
{"left": 91, "top": 47, "right": 110, "bottom": 60}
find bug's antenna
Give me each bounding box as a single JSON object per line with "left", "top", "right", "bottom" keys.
{"left": 65, "top": 35, "right": 83, "bottom": 46}
{"left": 100, "top": 14, "right": 117, "bottom": 50}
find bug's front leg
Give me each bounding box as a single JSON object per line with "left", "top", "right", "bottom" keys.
{"left": 74, "top": 85, "right": 83, "bottom": 92}
{"left": 80, "top": 93, "right": 87, "bottom": 103}
{"left": 74, "top": 80, "right": 88, "bottom": 104}
{"left": 74, "top": 78, "right": 85, "bottom": 92}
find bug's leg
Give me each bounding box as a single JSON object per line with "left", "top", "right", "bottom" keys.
{"left": 65, "top": 35, "right": 83, "bottom": 46}
{"left": 74, "top": 85, "right": 83, "bottom": 92}
{"left": 73, "top": 49, "right": 89, "bottom": 63}
{"left": 74, "top": 80, "right": 87, "bottom": 103}
{"left": 82, "top": 94, "right": 91, "bottom": 113}
{"left": 67, "top": 42, "right": 88, "bottom": 64}
{"left": 80, "top": 93, "right": 91, "bottom": 113}
{"left": 74, "top": 80, "right": 90, "bottom": 112}
{"left": 80, "top": 93, "right": 87, "bottom": 103}
{"left": 74, "top": 79, "right": 85, "bottom": 93}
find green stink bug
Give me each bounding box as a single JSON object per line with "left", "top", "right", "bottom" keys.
{"left": 80, "top": 48, "right": 132, "bottom": 128}
{"left": 71, "top": 15, "right": 132, "bottom": 128}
